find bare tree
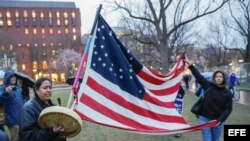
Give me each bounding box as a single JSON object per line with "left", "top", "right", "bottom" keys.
{"left": 221, "top": 0, "right": 250, "bottom": 62}
{"left": 103, "top": 0, "right": 228, "bottom": 73}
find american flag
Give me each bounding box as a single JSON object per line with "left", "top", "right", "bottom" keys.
{"left": 73, "top": 15, "right": 218, "bottom": 134}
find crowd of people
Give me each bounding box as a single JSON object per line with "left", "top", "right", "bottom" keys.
{"left": 0, "top": 70, "right": 66, "bottom": 141}
{"left": 0, "top": 60, "right": 239, "bottom": 141}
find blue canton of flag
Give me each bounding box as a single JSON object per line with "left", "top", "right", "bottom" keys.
{"left": 91, "top": 16, "right": 145, "bottom": 99}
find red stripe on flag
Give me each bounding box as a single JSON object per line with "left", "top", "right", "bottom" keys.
{"left": 149, "top": 82, "right": 181, "bottom": 96}
{"left": 81, "top": 94, "right": 166, "bottom": 131}
{"left": 86, "top": 77, "right": 187, "bottom": 124}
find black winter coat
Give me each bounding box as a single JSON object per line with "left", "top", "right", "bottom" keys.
{"left": 189, "top": 65, "right": 232, "bottom": 122}
{"left": 19, "top": 97, "right": 66, "bottom": 141}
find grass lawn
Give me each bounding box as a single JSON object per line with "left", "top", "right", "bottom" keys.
{"left": 52, "top": 89, "right": 250, "bottom": 141}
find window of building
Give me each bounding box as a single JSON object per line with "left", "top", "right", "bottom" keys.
{"left": 42, "top": 48, "right": 46, "bottom": 58}
{"left": 65, "top": 28, "right": 68, "bottom": 34}
{"left": 63, "top": 11, "right": 68, "bottom": 26}
{"left": 22, "top": 64, "right": 26, "bottom": 71}
{"left": 7, "top": 20, "right": 12, "bottom": 27}
{"left": 42, "top": 28, "right": 45, "bottom": 34}
{"left": 6, "top": 11, "right": 12, "bottom": 27}
{"left": 9, "top": 44, "right": 13, "bottom": 50}
{"left": 49, "top": 28, "right": 53, "bottom": 34}
{"left": 71, "top": 12, "right": 76, "bottom": 26}
{"left": 15, "top": 18, "right": 20, "bottom": 27}
{"left": 24, "top": 18, "right": 29, "bottom": 27}
{"left": 0, "top": 20, "right": 3, "bottom": 27}
{"left": 42, "top": 61, "right": 48, "bottom": 70}
{"left": 73, "top": 35, "right": 76, "bottom": 41}
{"left": 32, "top": 10, "right": 36, "bottom": 27}
{"left": 64, "top": 19, "right": 68, "bottom": 26}
{"left": 58, "top": 30, "right": 61, "bottom": 34}
{"left": 32, "top": 61, "right": 38, "bottom": 72}
{"left": 72, "top": 28, "right": 76, "bottom": 33}
{"left": 33, "top": 28, "right": 37, "bottom": 34}
{"left": 40, "top": 11, "right": 45, "bottom": 27}
{"left": 32, "top": 48, "right": 38, "bottom": 60}
{"left": 57, "top": 19, "right": 60, "bottom": 26}
{"left": 25, "top": 28, "right": 29, "bottom": 34}
{"left": 15, "top": 11, "right": 20, "bottom": 27}
{"left": 52, "top": 50, "right": 56, "bottom": 56}
{"left": 48, "top": 12, "right": 53, "bottom": 27}
{"left": 0, "top": 12, "right": 3, "bottom": 27}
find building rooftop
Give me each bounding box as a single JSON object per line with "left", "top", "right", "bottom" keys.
{"left": 0, "top": 0, "right": 76, "bottom": 8}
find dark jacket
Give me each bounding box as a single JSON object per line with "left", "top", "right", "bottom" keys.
{"left": 0, "top": 70, "right": 24, "bottom": 127}
{"left": 189, "top": 65, "right": 232, "bottom": 122}
{"left": 19, "top": 97, "right": 66, "bottom": 141}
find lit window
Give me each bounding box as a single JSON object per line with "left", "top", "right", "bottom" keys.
{"left": 24, "top": 10, "right": 28, "bottom": 17}
{"left": 0, "top": 12, "right": 2, "bottom": 18}
{"left": 42, "top": 61, "right": 48, "bottom": 69}
{"left": 6, "top": 11, "right": 11, "bottom": 18}
{"left": 58, "top": 30, "right": 61, "bottom": 34}
{"left": 22, "top": 64, "right": 26, "bottom": 71}
{"left": 32, "top": 10, "right": 36, "bottom": 18}
{"left": 40, "top": 11, "right": 45, "bottom": 27}
{"left": 63, "top": 11, "right": 68, "bottom": 18}
{"left": 9, "top": 44, "right": 13, "bottom": 50}
{"left": 57, "top": 19, "right": 60, "bottom": 26}
{"left": 51, "top": 43, "right": 54, "bottom": 46}
{"left": 64, "top": 19, "right": 68, "bottom": 26}
{"left": 15, "top": 10, "right": 19, "bottom": 17}
{"left": 56, "top": 11, "right": 60, "bottom": 18}
{"left": 72, "top": 28, "right": 76, "bottom": 33}
{"left": 25, "top": 28, "right": 29, "bottom": 34}
{"left": 73, "top": 35, "right": 76, "bottom": 40}
{"left": 7, "top": 20, "right": 12, "bottom": 27}
{"left": 40, "top": 11, "right": 44, "bottom": 18}
{"left": 65, "top": 28, "right": 68, "bottom": 33}
{"left": 52, "top": 50, "right": 56, "bottom": 56}
{"left": 33, "top": 28, "right": 37, "bottom": 34}
{"left": 71, "top": 12, "right": 76, "bottom": 26}
{"left": 0, "top": 20, "right": 3, "bottom": 27}
{"left": 42, "top": 43, "right": 46, "bottom": 46}
{"left": 71, "top": 12, "right": 75, "bottom": 18}
{"left": 33, "top": 61, "right": 38, "bottom": 71}
{"left": 50, "top": 29, "right": 53, "bottom": 34}
{"left": 48, "top": 12, "right": 53, "bottom": 26}
{"left": 42, "top": 28, "right": 45, "bottom": 34}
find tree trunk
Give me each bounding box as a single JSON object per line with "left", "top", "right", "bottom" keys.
{"left": 160, "top": 43, "right": 169, "bottom": 74}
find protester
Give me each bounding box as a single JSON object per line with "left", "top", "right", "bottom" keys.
{"left": 174, "top": 85, "right": 185, "bottom": 137}
{"left": 19, "top": 77, "right": 66, "bottom": 141}
{"left": 227, "top": 73, "right": 240, "bottom": 94}
{"left": 0, "top": 70, "right": 24, "bottom": 141}
{"left": 17, "top": 79, "right": 30, "bottom": 103}
{"left": 0, "top": 104, "right": 4, "bottom": 131}
{"left": 185, "top": 58, "right": 233, "bottom": 141}
{"left": 183, "top": 74, "right": 190, "bottom": 90}
{"left": 0, "top": 130, "right": 9, "bottom": 141}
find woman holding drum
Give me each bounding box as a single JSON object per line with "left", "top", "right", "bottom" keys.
{"left": 18, "top": 77, "right": 66, "bottom": 141}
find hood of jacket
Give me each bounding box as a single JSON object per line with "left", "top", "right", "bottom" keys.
{"left": 3, "top": 69, "right": 15, "bottom": 86}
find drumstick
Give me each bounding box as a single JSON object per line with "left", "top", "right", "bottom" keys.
{"left": 57, "top": 97, "right": 61, "bottom": 106}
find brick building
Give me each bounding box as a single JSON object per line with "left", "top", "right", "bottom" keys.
{"left": 0, "top": 0, "right": 82, "bottom": 83}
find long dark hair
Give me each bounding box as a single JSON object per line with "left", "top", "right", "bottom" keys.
{"left": 33, "top": 77, "right": 52, "bottom": 97}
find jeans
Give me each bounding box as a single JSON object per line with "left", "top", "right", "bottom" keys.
{"left": 198, "top": 116, "right": 224, "bottom": 141}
